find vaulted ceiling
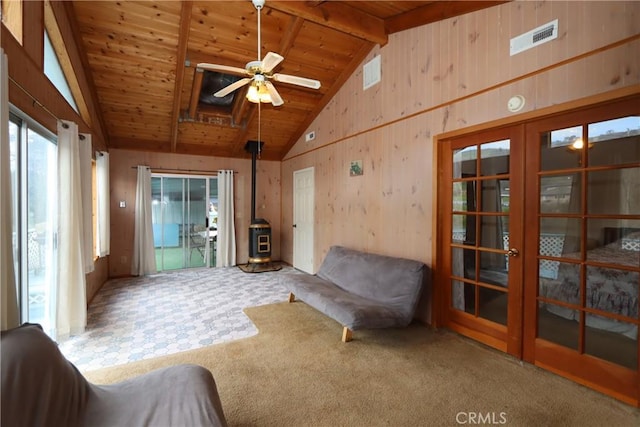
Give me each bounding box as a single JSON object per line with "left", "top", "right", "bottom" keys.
{"left": 68, "top": 1, "right": 506, "bottom": 160}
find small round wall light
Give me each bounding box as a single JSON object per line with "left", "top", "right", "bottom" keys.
{"left": 507, "top": 95, "right": 526, "bottom": 113}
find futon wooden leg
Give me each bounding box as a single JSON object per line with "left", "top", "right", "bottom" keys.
{"left": 342, "top": 327, "right": 353, "bottom": 343}
{"left": 288, "top": 292, "right": 295, "bottom": 303}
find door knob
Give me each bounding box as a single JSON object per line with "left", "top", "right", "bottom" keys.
{"left": 507, "top": 248, "right": 519, "bottom": 257}
{"left": 293, "top": 224, "right": 297, "bottom": 228}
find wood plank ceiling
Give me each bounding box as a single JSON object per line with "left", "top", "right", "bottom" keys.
{"left": 69, "top": 1, "right": 506, "bottom": 160}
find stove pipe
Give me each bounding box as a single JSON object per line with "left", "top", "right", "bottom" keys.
{"left": 244, "top": 140, "right": 271, "bottom": 264}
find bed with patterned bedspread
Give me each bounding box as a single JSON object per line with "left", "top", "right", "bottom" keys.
{"left": 540, "top": 233, "right": 639, "bottom": 340}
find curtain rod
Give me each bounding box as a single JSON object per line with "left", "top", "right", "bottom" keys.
{"left": 9, "top": 76, "right": 86, "bottom": 139}
{"left": 131, "top": 166, "right": 236, "bottom": 174}
{"left": 9, "top": 76, "right": 59, "bottom": 122}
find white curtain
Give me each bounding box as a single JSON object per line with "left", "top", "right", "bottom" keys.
{"left": 79, "top": 133, "right": 94, "bottom": 273}
{"left": 131, "top": 166, "right": 157, "bottom": 275}
{"left": 0, "top": 48, "right": 19, "bottom": 330}
{"left": 216, "top": 170, "right": 236, "bottom": 267}
{"left": 95, "top": 151, "right": 110, "bottom": 257}
{"left": 56, "top": 120, "right": 87, "bottom": 340}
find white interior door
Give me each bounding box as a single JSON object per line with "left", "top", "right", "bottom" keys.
{"left": 293, "top": 167, "right": 314, "bottom": 273}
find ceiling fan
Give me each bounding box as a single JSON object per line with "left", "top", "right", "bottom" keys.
{"left": 196, "top": 0, "right": 321, "bottom": 107}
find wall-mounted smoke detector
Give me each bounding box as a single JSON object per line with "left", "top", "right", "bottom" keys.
{"left": 510, "top": 19, "right": 558, "bottom": 56}
{"left": 507, "top": 95, "right": 526, "bottom": 113}
{"left": 363, "top": 55, "right": 381, "bottom": 90}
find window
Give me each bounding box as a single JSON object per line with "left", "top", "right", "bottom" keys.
{"left": 44, "top": 30, "right": 78, "bottom": 113}
{"left": 43, "top": 0, "right": 91, "bottom": 125}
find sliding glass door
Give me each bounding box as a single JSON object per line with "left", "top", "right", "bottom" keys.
{"left": 9, "top": 113, "right": 58, "bottom": 332}
{"left": 151, "top": 175, "right": 217, "bottom": 270}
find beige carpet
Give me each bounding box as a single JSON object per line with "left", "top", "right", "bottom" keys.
{"left": 85, "top": 302, "right": 639, "bottom": 427}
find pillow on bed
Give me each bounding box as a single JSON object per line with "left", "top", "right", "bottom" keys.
{"left": 623, "top": 231, "right": 640, "bottom": 240}
{"left": 620, "top": 231, "right": 640, "bottom": 252}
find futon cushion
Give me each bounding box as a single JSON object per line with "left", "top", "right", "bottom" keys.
{"left": 317, "top": 245, "right": 425, "bottom": 318}
{"left": 281, "top": 246, "right": 426, "bottom": 331}
{"left": 1, "top": 323, "right": 228, "bottom": 427}
{"left": 1, "top": 323, "right": 90, "bottom": 427}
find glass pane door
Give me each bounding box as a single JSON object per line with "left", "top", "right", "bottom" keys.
{"left": 534, "top": 122, "right": 639, "bottom": 357}
{"left": 10, "top": 115, "right": 58, "bottom": 331}
{"left": 444, "top": 126, "right": 523, "bottom": 355}
{"left": 524, "top": 99, "right": 639, "bottom": 405}
{"left": 152, "top": 175, "right": 213, "bottom": 270}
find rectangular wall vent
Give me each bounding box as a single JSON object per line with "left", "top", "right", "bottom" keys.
{"left": 510, "top": 19, "right": 558, "bottom": 56}
{"left": 363, "top": 55, "right": 381, "bottom": 90}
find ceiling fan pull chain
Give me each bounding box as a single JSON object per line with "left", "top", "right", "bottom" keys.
{"left": 258, "top": 102, "right": 262, "bottom": 159}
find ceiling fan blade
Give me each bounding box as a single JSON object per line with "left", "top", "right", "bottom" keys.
{"left": 261, "top": 52, "right": 284, "bottom": 73}
{"left": 272, "top": 73, "right": 321, "bottom": 89}
{"left": 265, "top": 81, "right": 284, "bottom": 106}
{"left": 197, "top": 63, "right": 249, "bottom": 76}
{"left": 214, "top": 77, "right": 252, "bottom": 97}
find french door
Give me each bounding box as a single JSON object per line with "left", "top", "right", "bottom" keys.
{"left": 523, "top": 98, "right": 639, "bottom": 405}
{"left": 438, "top": 96, "right": 639, "bottom": 405}
{"left": 440, "top": 126, "right": 524, "bottom": 355}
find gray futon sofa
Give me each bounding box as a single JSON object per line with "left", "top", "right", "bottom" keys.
{"left": 281, "top": 245, "right": 426, "bottom": 342}
{"left": 1, "top": 323, "right": 228, "bottom": 427}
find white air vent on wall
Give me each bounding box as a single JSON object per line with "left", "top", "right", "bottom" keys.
{"left": 510, "top": 19, "right": 558, "bottom": 56}
{"left": 363, "top": 55, "right": 381, "bottom": 90}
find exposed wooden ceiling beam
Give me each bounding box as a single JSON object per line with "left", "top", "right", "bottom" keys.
{"left": 386, "top": 1, "right": 509, "bottom": 34}
{"left": 170, "top": 0, "right": 193, "bottom": 152}
{"left": 279, "top": 16, "right": 305, "bottom": 56}
{"left": 60, "top": 1, "right": 110, "bottom": 145}
{"left": 231, "top": 86, "right": 252, "bottom": 128}
{"left": 267, "top": 1, "right": 388, "bottom": 46}
{"left": 188, "top": 68, "right": 204, "bottom": 120}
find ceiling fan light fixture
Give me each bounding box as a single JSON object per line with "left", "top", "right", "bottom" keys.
{"left": 247, "top": 82, "right": 272, "bottom": 104}
{"left": 199, "top": 0, "right": 320, "bottom": 105}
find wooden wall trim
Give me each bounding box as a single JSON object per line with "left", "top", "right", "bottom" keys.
{"left": 283, "top": 34, "right": 640, "bottom": 162}
{"left": 438, "top": 85, "right": 640, "bottom": 141}
{"left": 430, "top": 86, "right": 640, "bottom": 327}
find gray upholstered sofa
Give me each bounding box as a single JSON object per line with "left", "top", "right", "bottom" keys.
{"left": 281, "top": 245, "right": 426, "bottom": 342}
{"left": 1, "top": 323, "right": 228, "bottom": 427}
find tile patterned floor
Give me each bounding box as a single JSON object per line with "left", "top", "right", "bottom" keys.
{"left": 59, "top": 264, "right": 301, "bottom": 371}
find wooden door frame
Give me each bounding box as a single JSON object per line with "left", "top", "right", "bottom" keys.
{"left": 433, "top": 87, "right": 640, "bottom": 332}
{"left": 436, "top": 125, "right": 525, "bottom": 357}
{"left": 521, "top": 96, "right": 640, "bottom": 406}
{"left": 433, "top": 90, "right": 640, "bottom": 406}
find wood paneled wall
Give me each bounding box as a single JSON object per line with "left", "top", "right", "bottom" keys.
{"left": 108, "top": 149, "right": 281, "bottom": 278}
{"left": 3, "top": 1, "right": 109, "bottom": 303}
{"left": 281, "top": 1, "right": 640, "bottom": 323}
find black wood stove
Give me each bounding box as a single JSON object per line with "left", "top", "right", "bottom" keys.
{"left": 245, "top": 140, "right": 272, "bottom": 265}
